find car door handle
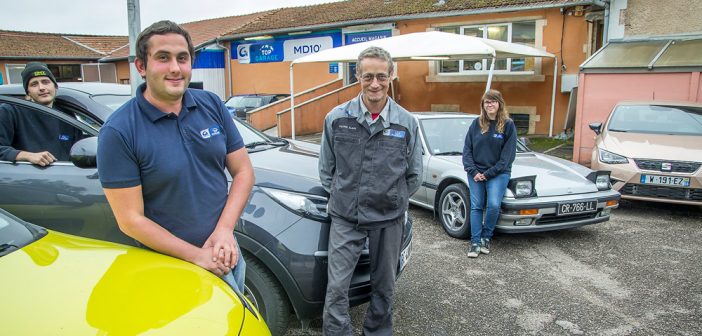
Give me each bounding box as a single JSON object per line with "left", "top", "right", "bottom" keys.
{"left": 56, "top": 194, "right": 82, "bottom": 204}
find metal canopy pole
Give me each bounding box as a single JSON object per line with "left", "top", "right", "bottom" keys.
{"left": 127, "top": 0, "right": 143, "bottom": 96}
{"left": 485, "top": 56, "right": 496, "bottom": 92}
{"left": 549, "top": 58, "right": 558, "bottom": 137}
{"left": 289, "top": 63, "right": 296, "bottom": 140}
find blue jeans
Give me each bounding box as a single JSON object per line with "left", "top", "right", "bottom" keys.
{"left": 467, "top": 172, "right": 510, "bottom": 245}
{"left": 221, "top": 243, "right": 246, "bottom": 294}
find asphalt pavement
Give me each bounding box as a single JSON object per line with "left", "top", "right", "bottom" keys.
{"left": 286, "top": 200, "right": 702, "bottom": 335}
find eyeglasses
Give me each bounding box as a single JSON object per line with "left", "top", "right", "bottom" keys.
{"left": 359, "top": 73, "right": 390, "bottom": 83}
{"left": 483, "top": 100, "right": 499, "bottom": 106}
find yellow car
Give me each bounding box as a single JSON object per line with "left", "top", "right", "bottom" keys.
{"left": 0, "top": 209, "right": 270, "bottom": 336}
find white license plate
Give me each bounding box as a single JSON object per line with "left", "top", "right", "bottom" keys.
{"left": 399, "top": 240, "right": 412, "bottom": 272}
{"left": 640, "top": 174, "right": 690, "bottom": 187}
{"left": 557, "top": 200, "right": 598, "bottom": 216}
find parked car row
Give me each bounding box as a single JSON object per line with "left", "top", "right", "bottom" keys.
{"left": 8, "top": 84, "right": 696, "bottom": 335}
{"left": 0, "top": 83, "right": 412, "bottom": 336}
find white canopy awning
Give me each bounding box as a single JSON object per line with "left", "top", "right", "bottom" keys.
{"left": 292, "top": 31, "right": 554, "bottom": 64}
{"left": 288, "top": 31, "right": 558, "bottom": 138}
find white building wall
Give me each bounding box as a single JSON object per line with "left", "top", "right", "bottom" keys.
{"left": 192, "top": 68, "right": 226, "bottom": 100}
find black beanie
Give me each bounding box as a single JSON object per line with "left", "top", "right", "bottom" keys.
{"left": 21, "top": 62, "right": 58, "bottom": 93}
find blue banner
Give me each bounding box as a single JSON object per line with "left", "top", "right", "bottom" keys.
{"left": 344, "top": 30, "right": 392, "bottom": 45}
{"left": 193, "top": 50, "right": 225, "bottom": 69}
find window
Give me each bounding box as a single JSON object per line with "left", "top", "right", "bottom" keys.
{"left": 5, "top": 64, "right": 26, "bottom": 84}
{"left": 438, "top": 21, "right": 536, "bottom": 74}
{"left": 0, "top": 100, "right": 87, "bottom": 163}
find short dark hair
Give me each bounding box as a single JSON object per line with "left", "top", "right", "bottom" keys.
{"left": 356, "top": 46, "right": 394, "bottom": 75}
{"left": 136, "top": 20, "right": 195, "bottom": 68}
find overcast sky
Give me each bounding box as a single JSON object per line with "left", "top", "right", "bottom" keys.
{"left": 0, "top": 0, "right": 343, "bottom": 35}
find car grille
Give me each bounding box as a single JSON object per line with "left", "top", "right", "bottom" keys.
{"left": 535, "top": 212, "right": 598, "bottom": 225}
{"left": 634, "top": 159, "right": 701, "bottom": 173}
{"left": 621, "top": 184, "right": 702, "bottom": 201}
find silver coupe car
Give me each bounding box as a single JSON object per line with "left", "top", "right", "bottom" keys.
{"left": 410, "top": 113, "right": 621, "bottom": 238}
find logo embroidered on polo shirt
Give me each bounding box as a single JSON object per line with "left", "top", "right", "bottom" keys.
{"left": 493, "top": 133, "right": 504, "bottom": 139}
{"left": 199, "top": 125, "right": 222, "bottom": 139}
{"left": 383, "top": 129, "right": 405, "bottom": 138}
{"left": 58, "top": 134, "right": 71, "bottom": 141}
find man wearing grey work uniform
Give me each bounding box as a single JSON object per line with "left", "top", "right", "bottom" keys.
{"left": 319, "top": 46, "right": 422, "bottom": 336}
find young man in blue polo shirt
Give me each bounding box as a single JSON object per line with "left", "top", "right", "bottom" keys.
{"left": 97, "top": 21, "right": 255, "bottom": 292}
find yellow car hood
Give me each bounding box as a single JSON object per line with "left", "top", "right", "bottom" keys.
{"left": 0, "top": 231, "right": 268, "bottom": 335}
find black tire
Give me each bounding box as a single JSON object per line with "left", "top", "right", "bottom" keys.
{"left": 438, "top": 183, "right": 471, "bottom": 239}
{"left": 244, "top": 257, "right": 292, "bottom": 336}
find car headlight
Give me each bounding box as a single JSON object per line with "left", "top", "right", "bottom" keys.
{"left": 508, "top": 176, "right": 537, "bottom": 198}
{"left": 598, "top": 149, "right": 628, "bottom": 164}
{"left": 260, "top": 187, "right": 329, "bottom": 221}
{"left": 587, "top": 171, "right": 611, "bottom": 190}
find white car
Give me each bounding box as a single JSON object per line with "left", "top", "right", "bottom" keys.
{"left": 410, "top": 113, "right": 620, "bottom": 238}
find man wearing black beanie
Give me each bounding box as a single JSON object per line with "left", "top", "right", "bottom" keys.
{"left": 21, "top": 62, "right": 59, "bottom": 107}
{"left": 0, "top": 62, "right": 82, "bottom": 166}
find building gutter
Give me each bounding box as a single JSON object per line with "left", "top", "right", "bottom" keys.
{"left": 215, "top": 37, "right": 233, "bottom": 97}
{"left": 219, "top": 0, "right": 600, "bottom": 41}
{"left": 0, "top": 56, "right": 100, "bottom": 60}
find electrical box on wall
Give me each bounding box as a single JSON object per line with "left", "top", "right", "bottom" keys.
{"left": 561, "top": 74, "right": 578, "bottom": 93}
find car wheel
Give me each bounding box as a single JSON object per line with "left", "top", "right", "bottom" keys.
{"left": 244, "top": 257, "right": 292, "bottom": 336}
{"left": 438, "top": 183, "right": 471, "bottom": 239}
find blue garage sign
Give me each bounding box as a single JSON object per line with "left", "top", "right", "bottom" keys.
{"left": 344, "top": 30, "right": 392, "bottom": 45}
{"left": 233, "top": 31, "right": 342, "bottom": 64}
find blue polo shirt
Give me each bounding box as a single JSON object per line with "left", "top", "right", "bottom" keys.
{"left": 97, "top": 84, "right": 244, "bottom": 248}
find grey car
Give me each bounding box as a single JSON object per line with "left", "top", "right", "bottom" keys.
{"left": 410, "top": 113, "right": 620, "bottom": 238}
{"left": 0, "top": 84, "right": 413, "bottom": 336}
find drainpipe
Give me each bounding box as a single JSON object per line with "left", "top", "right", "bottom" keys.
{"left": 593, "top": 0, "right": 611, "bottom": 44}
{"left": 215, "top": 38, "right": 232, "bottom": 98}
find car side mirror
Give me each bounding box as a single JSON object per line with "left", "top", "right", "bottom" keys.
{"left": 588, "top": 122, "right": 602, "bottom": 135}
{"left": 70, "top": 137, "right": 98, "bottom": 168}
{"left": 519, "top": 136, "right": 531, "bottom": 146}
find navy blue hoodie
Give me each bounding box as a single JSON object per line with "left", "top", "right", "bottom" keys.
{"left": 462, "top": 118, "right": 517, "bottom": 179}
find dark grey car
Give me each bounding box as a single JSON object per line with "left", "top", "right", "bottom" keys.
{"left": 224, "top": 93, "right": 289, "bottom": 119}
{"left": 0, "top": 85, "right": 413, "bottom": 336}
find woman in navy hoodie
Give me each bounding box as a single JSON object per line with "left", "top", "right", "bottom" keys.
{"left": 462, "top": 90, "right": 517, "bottom": 258}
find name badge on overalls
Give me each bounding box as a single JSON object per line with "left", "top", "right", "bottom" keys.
{"left": 383, "top": 129, "right": 406, "bottom": 138}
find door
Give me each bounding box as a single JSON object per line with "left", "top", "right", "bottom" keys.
{"left": 0, "top": 96, "right": 132, "bottom": 244}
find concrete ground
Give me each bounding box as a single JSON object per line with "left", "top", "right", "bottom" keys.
{"left": 285, "top": 200, "right": 702, "bottom": 335}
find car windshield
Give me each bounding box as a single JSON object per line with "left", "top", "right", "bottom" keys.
{"left": 0, "top": 211, "right": 46, "bottom": 257}
{"left": 231, "top": 117, "right": 282, "bottom": 147}
{"left": 91, "top": 94, "right": 132, "bottom": 111}
{"left": 226, "top": 96, "right": 265, "bottom": 109}
{"left": 608, "top": 104, "right": 702, "bottom": 135}
{"left": 420, "top": 117, "right": 527, "bottom": 155}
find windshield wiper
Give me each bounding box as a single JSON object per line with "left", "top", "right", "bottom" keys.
{"left": 608, "top": 129, "right": 628, "bottom": 132}
{"left": 244, "top": 141, "right": 272, "bottom": 149}
{"left": 433, "top": 151, "right": 463, "bottom": 156}
{"left": 0, "top": 243, "right": 20, "bottom": 257}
